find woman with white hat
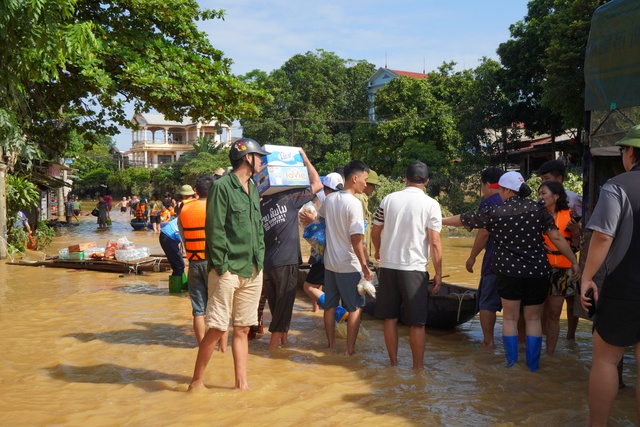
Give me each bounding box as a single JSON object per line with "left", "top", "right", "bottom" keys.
{"left": 443, "top": 171, "right": 580, "bottom": 371}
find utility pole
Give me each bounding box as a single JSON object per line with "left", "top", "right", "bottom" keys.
{"left": 291, "top": 117, "right": 295, "bottom": 146}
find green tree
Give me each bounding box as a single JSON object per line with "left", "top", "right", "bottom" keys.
{"left": 0, "top": 0, "right": 269, "bottom": 168}
{"left": 108, "top": 167, "right": 153, "bottom": 197}
{"left": 5, "top": 174, "right": 40, "bottom": 214}
{"left": 180, "top": 151, "right": 230, "bottom": 186}
{"left": 240, "top": 50, "right": 375, "bottom": 163}
{"left": 316, "top": 150, "right": 351, "bottom": 175}
{"left": 77, "top": 168, "right": 114, "bottom": 198}
{"left": 370, "top": 76, "right": 459, "bottom": 177}
{"left": 497, "top": 0, "right": 608, "bottom": 151}
{"left": 541, "top": 0, "right": 608, "bottom": 128}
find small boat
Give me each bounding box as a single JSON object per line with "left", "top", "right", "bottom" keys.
{"left": 130, "top": 219, "right": 148, "bottom": 231}
{"left": 362, "top": 282, "right": 478, "bottom": 329}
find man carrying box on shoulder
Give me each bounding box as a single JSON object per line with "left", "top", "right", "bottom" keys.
{"left": 259, "top": 148, "right": 323, "bottom": 350}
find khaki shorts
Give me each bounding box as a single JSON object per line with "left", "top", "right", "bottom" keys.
{"left": 205, "top": 267, "right": 263, "bottom": 331}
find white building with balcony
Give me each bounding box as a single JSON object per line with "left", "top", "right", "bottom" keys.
{"left": 128, "top": 113, "right": 231, "bottom": 168}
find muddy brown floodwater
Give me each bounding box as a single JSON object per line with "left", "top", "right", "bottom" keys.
{"left": 0, "top": 212, "right": 637, "bottom": 426}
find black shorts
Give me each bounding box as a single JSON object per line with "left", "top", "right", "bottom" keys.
{"left": 73, "top": 209, "right": 80, "bottom": 216}
{"left": 149, "top": 215, "right": 161, "bottom": 224}
{"left": 595, "top": 295, "right": 640, "bottom": 347}
{"left": 375, "top": 268, "right": 429, "bottom": 326}
{"left": 306, "top": 262, "right": 325, "bottom": 285}
{"left": 120, "top": 206, "right": 127, "bottom": 213}
{"left": 497, "top": 273, "right": 548, "bottom": 306}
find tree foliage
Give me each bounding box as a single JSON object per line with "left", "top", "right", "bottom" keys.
{"left": 6, "top": 174, "right": 40, "bottom": 214}
{"left": 497, "top": 0, "right": 608, "bottom": 138}
{"left": 240, "top": 50, "right": 375, "bottom": 163}
{"left": 180, "top": 151, "right": 230, "bottom": 186}
{"left": 0, "top": 0, "right": 269, "bottom": 168}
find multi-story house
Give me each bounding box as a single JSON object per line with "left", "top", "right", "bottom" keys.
{"left": 127, "top": 113, "right": 231, "bottom": 168}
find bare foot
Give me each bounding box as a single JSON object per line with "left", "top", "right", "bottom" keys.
{"left": 235, "top": 381, "right": 251, "bottom": 391}
{"left": 479, "top": 341, "right": 495, "bottom": 349}
{"left": 312, "top": 303, "right": 319, "bottom": 312}
{"left": 187, "top": 381, "right": 206, "bottom": 392}
{"left": 344, "top": 350, "right": 357, "bottom": 356}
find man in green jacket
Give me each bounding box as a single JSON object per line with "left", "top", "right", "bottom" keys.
{"left": 188, "top": 138, "right": 269, "bottom": 392}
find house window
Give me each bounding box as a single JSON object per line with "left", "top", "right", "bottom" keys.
{"left": 158, "top": 155, "right": 172, "bottom": 165}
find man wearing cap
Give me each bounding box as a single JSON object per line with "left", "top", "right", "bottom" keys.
{"left": 179, "top": 175, "right": 228, "bottom": 350}
{"left": 371, "top": 161, "right": 443, "bottom": 370}
{"left": 300, "top": 172, "right": 348, "bottom": 316}
{"left": 319, "top": 160, "right": 374, "bottom": 356}
{"left": 188, "top": 138, "right": 269, "bottom": 391}
{"left": 259, "top": 148, "right": 323, "bottom": 350}
{"left": 175, "top": 184, "right": 195, "bottom": 216}
{"left": 465, "top": 167, "right": 504, "bottom": 349}
{"left": 581, "top": 124, "right": 640, "bottom": 425}
{"left": 355, "top": 169, "right": 378, "bottom": 258}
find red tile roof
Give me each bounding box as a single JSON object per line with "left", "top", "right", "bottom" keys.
{"left": 389, "top": 69, "right": 428, "bottom": 79}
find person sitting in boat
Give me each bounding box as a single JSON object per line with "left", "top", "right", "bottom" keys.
{"left": 442, "top": 171, "right": 580, "bottom": 372}
{"left": 135, "top": 197, "right": 148, "bottom": 221}
{"left": 538, "top": 181, "right": 580, "bottom": 356}
{"left": 371, "top": 160, "right": 443, "bottom": 371}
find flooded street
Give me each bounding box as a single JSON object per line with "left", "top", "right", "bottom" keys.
{"left": 0, "top": 212, "right": 637, "bottom": 426}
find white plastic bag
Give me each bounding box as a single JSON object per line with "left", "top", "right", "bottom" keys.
{"left": 357, "top": 273, "right": 377, "bottom": 298}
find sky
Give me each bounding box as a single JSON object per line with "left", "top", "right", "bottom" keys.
{"left": 114, "top": 0, "right": 530, "bottom": 151}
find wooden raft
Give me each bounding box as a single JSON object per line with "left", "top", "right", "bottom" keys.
{"left": 8, "top": 257, "right": 168, "bottom": 274}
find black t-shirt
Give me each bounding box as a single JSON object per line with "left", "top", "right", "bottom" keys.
{"left": 260, "top": 187, "right": 315, "bottom": 270}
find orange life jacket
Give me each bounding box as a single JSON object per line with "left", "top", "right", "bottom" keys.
{"left": 179, "top": 199, "right": 207, "bottom": 261}
{"left": 135, "top": 202, "right": 148, "bottom": 220}
{"left": 544, "top": 209, "right": 574, "bottom": 268}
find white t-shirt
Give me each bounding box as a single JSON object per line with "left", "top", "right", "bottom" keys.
{"left": 373, "top": 186, "right": 442, "bottom": 271}
{"left": 318, "top": 191, "right": 365, "bottom": 273}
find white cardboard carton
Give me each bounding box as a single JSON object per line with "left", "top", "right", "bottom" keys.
{"left": 255, "top": 165, "right": 310, "bottom": 196}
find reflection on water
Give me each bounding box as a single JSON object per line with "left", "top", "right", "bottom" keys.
{"left": 0, "top": 213, "right": 637, "bottom": 426}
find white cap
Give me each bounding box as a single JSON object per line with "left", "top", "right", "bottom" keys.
{"left": 498, "top": 171, "right": 525, "bottom": 192}
{"left": 323, "top": 173, "right": 344, "bottom": 191}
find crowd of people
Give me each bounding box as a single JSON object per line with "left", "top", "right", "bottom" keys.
{"left": 52, "top": 124, "right": 639, "bottom": 425}
{"left": 177, "top": 128, "right": 640, "bottom": 425}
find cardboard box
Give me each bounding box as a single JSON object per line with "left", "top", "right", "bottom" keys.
{"left": 69, "top": 251, "right": 85, "bottom": 260}
{"left": 255, "top": 165, "right": 310, "bottom": 196}
{"left": 68, "top": 242, "right": 96, "bottom": 253}
{"left": 261, "top": 145, "right": 304, "bottom": 167}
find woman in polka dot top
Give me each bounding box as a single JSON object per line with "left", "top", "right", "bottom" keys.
{"left": 443, "top": 171, "right": 580, "bottom": 372}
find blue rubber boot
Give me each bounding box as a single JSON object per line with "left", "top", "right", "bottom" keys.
{"left": 317, "top": 293, "right": 325, "bottom": 309}
{"left": 526, "top": 336, "right": 542, "bottom": 372}
{"left": 335, "top": 305, "right": 349, "bottom": 323}
{"left": 503, "top": 335, "right": 518, "bottom": 367}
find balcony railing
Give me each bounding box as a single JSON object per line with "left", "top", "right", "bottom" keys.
{"left": 131, "top": 139, "right": 195, "bottom": 148}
